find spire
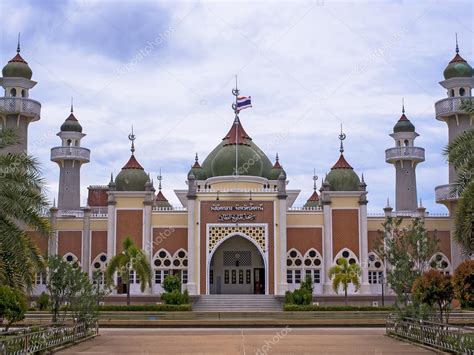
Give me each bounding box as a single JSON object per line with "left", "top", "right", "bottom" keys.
{"left": 313, "top": 169, "right": 318, "bottom": 191}
{"left": 455, "top": 32, "right": 459, "bottom": 54}
{"left": 70, "top": 97, "right": 74, "bottom": 113}
{"left": 17, "top": 33, "right": 20, "bottom": 53}
{"left": 386, "top": 198, "right": 391, "bottom": 208}
{"left": 338, "top": 124, "right": 346, "bottom": 153}
{"left": 157, "top": 168, "right": 162, "bottom": 191}
{"left": 192, "top": 153, "right": 201, "bottom": 168}
{"left": 273, "top": 153, "right": 282, "bottom": 169}
{"left": 402, "top": 97, "right": 405, "bottom": 114}
{"left": 110, "top": 173, "right": 114, "bottom": 183}
{"left": 128, "top": 126, "right": 136, "bottom": 154}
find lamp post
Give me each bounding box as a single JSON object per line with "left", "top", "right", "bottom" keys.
{"left": 379, "top": 273, "right": 385, "bottom": 306}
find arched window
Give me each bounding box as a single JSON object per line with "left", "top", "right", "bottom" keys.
{"left": 10, "top": 88, "right": 16, "bottom": 97}
{"left": 67, "top": 139, "right": 72, "bottom": 146}
{"left": 153, "top": 249, "right": 172, "bottom": 285}
{"left": 459, "top": 88, "right": 465, "bottom": 97}
{"left": 429, "top": 253, "right": 451, "bottom": 275}
{"left": 368, "top": 252, "right": 384, "bottom": 284}
{"left": 172, "top": 249, "right": 188, "bottom": 284}
{"left": 303, "top": 248, "right": 322, "bottom": 284}
{"left": 404, "top": 139, "right": 409, "bottom": 147}
{"left": 450, "top": 89, "right": 455, "bottom": 97}
{"left": 21, "top": 89, "right": 26, "bottom": 98}
{"left": 286, "top": 248, "right": 303, "bottom": 284}
{"left": 334, "top": 248, "right": 359, "bottom": 266}
{"left": 91, "top": 253, "right": 107, "bottom": 285}
{"left": 63, "top": 253, "right": 80, "bottom": 269}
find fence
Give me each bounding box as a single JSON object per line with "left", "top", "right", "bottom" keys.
{"left": 0, "top": 321, "right": 98, "bottom": 354}
{"left": 386, "top": 315, "right": 474, "bottom": 354}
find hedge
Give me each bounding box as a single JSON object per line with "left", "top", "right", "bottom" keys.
{"left": 284, "top": 304, "right": 395, "bottom": 312}
{"left": 98, "top": 304, "right": 192, "bottom": 312}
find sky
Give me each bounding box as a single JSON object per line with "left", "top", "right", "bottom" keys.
{"left": 1, "top": 0, "right": 472, "bottom": 214}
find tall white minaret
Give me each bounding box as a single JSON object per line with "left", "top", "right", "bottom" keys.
{"left": 0, "top": 35, "right": 41, "bottom": 154}
{"left": 385, "top": 101, "right": 425, "bottom": 212}
{"left": 50, "top": 101, "right": 90, "bottom": 210}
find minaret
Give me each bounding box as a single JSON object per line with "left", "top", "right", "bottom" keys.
{"left": 0, "top": 35, "right": 41, "bottom": 154}
{"left": 50, "top": 101, "right": 90, "bottom": 210}
{"left": 385, "top": 101, "right": 425, "bottom": 212}
{"left": 434, "top": 35, "right": 473, "bottom": 204}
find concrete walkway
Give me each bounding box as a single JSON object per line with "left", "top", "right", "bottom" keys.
{"left": 59, "top": 328, "right": 434, "bottom": 354}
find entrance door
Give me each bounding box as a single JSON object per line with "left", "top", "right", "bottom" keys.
{"left": 254, "top": 268, "right": 265, "bottom": 294}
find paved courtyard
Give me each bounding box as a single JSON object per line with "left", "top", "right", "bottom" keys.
{"left": 59, "top": 328, "right": 434, "bottom": 354}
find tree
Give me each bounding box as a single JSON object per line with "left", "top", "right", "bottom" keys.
{"left": 444, "top": 102, "right": 474, "bottom": 256}
{"left": 454, "top": 182, "right": 474, "bottom": 256}
{"left": 0, "top": 285, "right": 27, "bottom": 331}
{"left": 328, "top": 257, "right": 361, "bottom": 305}
{"left": 452, "top": 260, "right": 474, "bottom": 309}
{"left": 376, "top": 217, "right": 438, "bottom": 307}
{"left": 0, "top": 128, "right": 50, "bottom": 291}
{"left": 412, "top": 270, "right": 454, "bottom": 323}
{"left": 46, "top": 255, "right": 102, "bottom": 327}
{"left": 105, "top": 237, "right": 152, "bottom": 305}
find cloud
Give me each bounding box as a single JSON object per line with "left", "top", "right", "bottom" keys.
{"left": 2, "top": 0, "right": 472, "bottom": 213}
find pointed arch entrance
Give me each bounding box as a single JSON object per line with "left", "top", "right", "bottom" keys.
{"left": 207, "top": 233, "right": 267, "bottom": 294}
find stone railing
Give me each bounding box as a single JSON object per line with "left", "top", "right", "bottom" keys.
{"left": 386, "top": 315, "right": 474, "bottom": 354}
{"left": 152, "top": 206, "right": 187, "bottom": 212}
{"left": 57, "top": 210, "right": 84, "bottom": 218}
{"left": 51, "top": 146, "right": 91, "bottom": 163}
{"left": 434, "top": 96, "right": 473, "bottom": 118}
{"left": 90, "top": 207, "right": 108, "bottom": 217}
{"left": 288, "top": 207, "right": 323, "bottom": 212}
{"left": 0, "top": 97, "right": 41, "bottom": 118}
{"left": 196, "top": 188, "right": 277, "bottom": 193}
{"left": 0, "top": 321, "right": 98, "bottom": 354}
{"left": 385, "top": 147, "right": 425, "bottom": 163}
{"left": 435, "top": 184, "right": 460, "bottom": 203}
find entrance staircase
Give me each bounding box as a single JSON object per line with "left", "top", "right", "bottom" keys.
{"left": 193, "top": 294, "right": 282, "bottom": 312}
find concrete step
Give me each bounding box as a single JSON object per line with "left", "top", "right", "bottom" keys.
{"left": 193, "top": 295, "right": 282, "bottom": 312}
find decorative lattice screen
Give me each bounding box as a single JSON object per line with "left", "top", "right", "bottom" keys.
{"left": 208, "top": 226, "right": 266, "bottom": 254}
{"left": 223, "top": 251, "right": 252, "bottom": 266}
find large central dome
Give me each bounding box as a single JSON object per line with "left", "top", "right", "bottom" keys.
{"left": 198, "top": 117, "right": 274, "bottom": 179}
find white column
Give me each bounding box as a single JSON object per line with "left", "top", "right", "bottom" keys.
{"left": 107, "top": 202, "right": 116, "bottom": 258}
{"left": 186, "top": 199, "right": 197, "bottom": 295}
{"left": 359, "top": 202, "right": 370, "bottom": 294}
{"left": 277, "top": 198, "right": 288, "bottom": 295}
{"left": 322, "top": 202, "right": 333, "bottom": 294}
{"left": 49, "top": 207, "right": 58, "bottom": 256}
{"left": 143, "top": 202, "right": 153, "bottom": 294}
{"left": 82, "top": 207, "right": 91, "bottom": 275}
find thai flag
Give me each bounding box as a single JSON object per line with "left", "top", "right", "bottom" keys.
{"left": 236, "top": 96, "right": 252, "bottom": 111}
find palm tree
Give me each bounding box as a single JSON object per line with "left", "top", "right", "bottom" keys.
{"left": 0, "top": 128, "right": 49, "bottom": 291}
{"left": 443, "top": 101, "right": 474, "bottom": 256}
{"left": 105, "top": 237, "right": 152, "bottom": 305}
{"left": 328, "top": 257, "right": 362, "bottom": 305}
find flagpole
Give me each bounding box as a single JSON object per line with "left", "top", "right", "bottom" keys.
{"left": 232, "top": 75, "right": 239, "bottom": 177}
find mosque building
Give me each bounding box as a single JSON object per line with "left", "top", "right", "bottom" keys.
{"left": 1, "top": 37, "right": 472, "bottom": 305}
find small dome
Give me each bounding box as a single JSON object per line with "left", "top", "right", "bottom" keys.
{"left": 155, "top": 191, "right": 172, "bottom": 208}
{"left": 304, "top": 191, "right": 319, "bottom": 208}
{"left": 60, "top": 113, "right": 83, "bottom": 133}
{"left": 2, "top": 53, "right": 32, "bottom": 79}
{"left": 393, "top": 113, "right": 415, "bottom": 133}
{"left": 268, "top": 155, "right": 285, "bottom": 180}
{"left": 443, "top": 53, "right": 472, "bottom": 79}
{"left": 188, "top": 155, "right": 207, "bottom": 180}
{"left": 326, "top": 154, "right": 360, "bottom": 191}
{"left": 115, "top": 155, "right": 149, "bottom": 191}
{"left": 201, "top": 117, "right": 274, "bottom": 178}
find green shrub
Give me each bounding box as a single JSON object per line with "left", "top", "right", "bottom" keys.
{"left": 0, "top": 286, "right": 27, "bottom": 330}
{"left": 161, "top": 275, "right": 188, "bottom": 305}
{"left": 284, "top": 276, "right": 313, "bottom": 305}
{"left": 98, "top": 304, "right": 191, "bottom": 311}
{"left": 284, "top": 304, "right": 395, "bottom": 311}
{"left": 37, "top": 292, "right": 50, "bottom": 311}
{"left": 453, "top": 260, "right": 474, "bottom": 309}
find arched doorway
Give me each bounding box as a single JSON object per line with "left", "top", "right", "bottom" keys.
{"left": 208, "top": 235, "right": 265, "bottom": 294}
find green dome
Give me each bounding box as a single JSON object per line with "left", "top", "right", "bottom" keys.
{"left": 393, "top": 114, "right": 415, "bottom": 133}
{"left": 201, "top": 118, "right": 274, "bottom": 179}
{"left": 2, "top": 53, "right": 32, "bottom": 79}
{"left": 60, "top": 113, "right": 83, "bottom": 133}
{"left": 188, "top": 155, "right": 207, "bottom": 180}
{"left": 115, "top": 155, "right": 149, "bottom": 191}
{"left": 443, "top": 54, "right": 472, "bottom": 79}
{"left": 304, "top": 191, "right": 319, "bottom": 208}
{"left": 326, "top": 154, "right": 360, "bottom": 191}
